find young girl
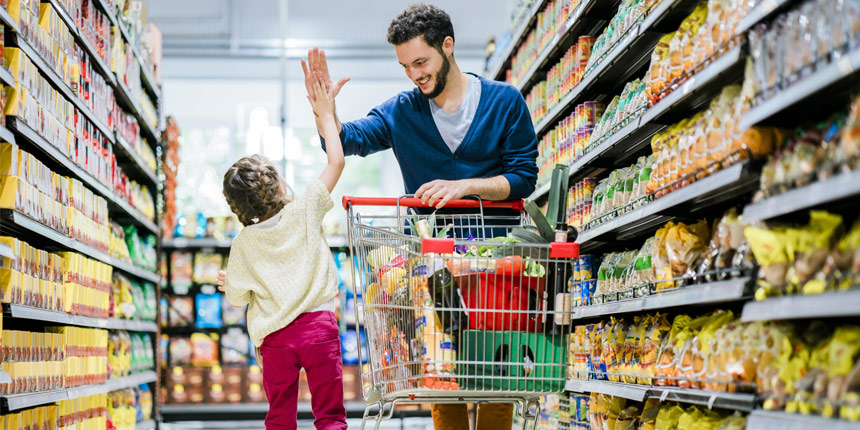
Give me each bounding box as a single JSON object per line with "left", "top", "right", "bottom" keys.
{"left": 218, "top": 73, "right": 349, "bottom": 429}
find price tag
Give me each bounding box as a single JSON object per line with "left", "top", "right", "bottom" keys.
{"left": 762, "top": 0, "right": 778, "bottom": 13}
{"left": 707, "top": 394, "right": 718, "bottom": 410}
{"left": 837, "top": 56, "right": 855, "bottom": 77}
{"left": 659, "top": 389, "right": 670, "bottom": 402}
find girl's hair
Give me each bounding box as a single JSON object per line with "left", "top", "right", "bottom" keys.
{"left": 222, "top": 155, "right": 293, "bottom": 226}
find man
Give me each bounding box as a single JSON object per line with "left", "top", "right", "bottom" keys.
{"left": 302, "top": 4, "right": 538, "bottom": 429}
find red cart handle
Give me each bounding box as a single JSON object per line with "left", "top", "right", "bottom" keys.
{"left": 342, "top": 196, "right": 524, "bottom": 211}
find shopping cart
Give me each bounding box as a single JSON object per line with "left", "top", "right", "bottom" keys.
{"left": 343, "top": 196, "right": 579, "bottom": 430}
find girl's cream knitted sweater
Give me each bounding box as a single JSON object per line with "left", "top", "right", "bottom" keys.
{"left": 224, "top": 179, "right": 340, "bottom": 346}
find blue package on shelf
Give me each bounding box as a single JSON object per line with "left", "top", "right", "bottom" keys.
{"left": 195, "top": 292, "right": 222, "bottom": 329}
{"left": 341, "top": 330, "right": 359, "bottom": 364}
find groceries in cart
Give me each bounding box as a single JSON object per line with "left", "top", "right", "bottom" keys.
{"left": 349, "top": 197, "right": 577, "bottom": 398}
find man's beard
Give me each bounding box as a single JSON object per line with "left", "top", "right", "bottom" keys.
{"left": 422, "top": 54, "right": 451, "bottom": 99}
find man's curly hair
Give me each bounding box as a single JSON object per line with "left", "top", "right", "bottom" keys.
{"left": 223, "top": 155, "right": 293, "bottom": 227}
{"left": 387, "top": 4, "right": 454, "bottom": 55}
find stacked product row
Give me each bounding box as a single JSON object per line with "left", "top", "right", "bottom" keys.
{"left": 0, "top": 327, "right": 107, "bottom": 394}
{"left": 0, "top": 387, "right": 153, "bottom": 430}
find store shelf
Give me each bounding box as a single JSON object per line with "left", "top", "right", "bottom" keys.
{"left": 640, "top": 42, "right": 746, "bottom": 126}
{"left": 4, "top": 304, "right": 105, "bottom": 328}
{"left": 0, "top": 389, "right": 68, "bottom": 412}
{"left": 573, "top": 277, "right": 752, "bottom": 319}
{"left": 569, "top": 118, "right": 664, "bottom": 183}
{"left": 2, "top": 304, "right": 156, "bottom": 332}
{"left": 577, "top": 161, "right": 758, "bottom": 250}
{"left": 0, "top": 66, "right": 15, "bottom": 87}
{"left": 106, "top": 318, "right": 158, "bottom": 332}
{"left": 485, "top": 0, "right": 550, "bottom": 81}
{"left": 743, "top": 169, "right": 860, "bottom": 223}
{"left": 739, "top": 46, "right": 860, "bottom": 130}
{"left": 741, "top": 290, "right": 860, "bottom": 322}
{"left": 107, "top": 3, "right": 162, "bottom": 105}
{"left": 6, "top": 117, "right": 158, "bottom": 235}
{"left": 565, "top": 379, "right": 757, "bottom": 411}
{"left": 108, "top": 371, "right": 158, "bottom": 390}
{"left": 514, "top": 0, "right": 611, "bottom": 93}
{"left": 0, "top": 210, "right": 160, "bottom": 283}
{"left": 736, "top": 0, "right": 795, "bottom": 36}
{"left": 114, "top": 79, "right": 160, "bottom": 145}
{"left": 0, "top": 5, "right": 19, "bottom": 33}
{"left": 747, "top": 410, "right": 860, "bottom": 430}
{"left": 649, "top": 386, "right": 756, "bottom": 412}
{"left": 135, "top": 419, "right": 157, "bottom": 430}
{"left": 163, "top": 237, "right": 234, "bottom": 249}
{"left": 8, "top": 33, "right": 114, "bottom": 141}
{"left": 113, "top": 134, "right": 159, "bottom": 186}
{"left": 0, "top": 125, "right": 14, "bottom": 145}
{"left": 533, "top": 0, "right": 705, "bottom": 136}
{"left": 0, "top": 371, "right": 156, "bottom": 412}
{"left": 0, "top": 242, "right": 13, "bottom": 259}
{"left": 566, "top": 379, "right": 649, "bottom": 402}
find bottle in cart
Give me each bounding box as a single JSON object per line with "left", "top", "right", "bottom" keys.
{"left": 545, "top": 222, "right": 575, "bottom": 335}
{"left": 427, "top": 264, "right": 469, "bottom": 335}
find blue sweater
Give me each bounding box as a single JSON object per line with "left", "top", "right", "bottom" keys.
{"left": 326, "top": 75, "right": 539, "bottom": 199}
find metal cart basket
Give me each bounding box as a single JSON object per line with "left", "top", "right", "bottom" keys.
{"left": 343, "top": 196, "right": 579, "bottom": 430}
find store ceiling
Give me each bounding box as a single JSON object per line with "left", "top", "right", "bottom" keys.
{"left": 145, "top": 0, "right": 508, "bottom": 61}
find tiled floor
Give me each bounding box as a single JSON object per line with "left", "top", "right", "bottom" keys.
{"left": 161, "top": 418, "right": 436, "bottom": 430}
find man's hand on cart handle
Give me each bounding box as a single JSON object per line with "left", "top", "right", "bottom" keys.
{"left": 415, "top": 179, "right": 471, "bottom": 209}
{"left": 216, "top": 270, "right": 226, "bottom": 292}
{"left": 415, "top": 176, "right": 512, "bottom": 208}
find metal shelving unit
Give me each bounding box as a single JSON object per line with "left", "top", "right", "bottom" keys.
{"left": 8, "top": 33, "right": 114, "bottom": 140}
{"left": 44, "top": 0, "right": 117, "bottom": 88}
{"left": 741, "top": 290, "right": 860, "bottom": 322}
{"left": 512, "top": 0, "right": 615, "bottom": 93}
{"left": 747, "top": 410, "right": 860, "bottom": 430}
{"left": 743, "top": 168, "right": 860, "bottom": 223}
{"left": 4, "top": 304, "right": 158, "bottom": 332}
{"left": 0, "top": 66, "right": 15, "bottom": 88}
{"left": 0, "top": 210, "right": 160, "bottom": 283}
{"left": 0, "top": 242, "right": 13, "bottom": 259}
{"left": 5, "top": 117, "right": 158, "bottom": 235}
{"left": 0, "top": 371, "right": 156, "bottom": 412}
{"left": 113, "top": 134, "right": 159, "bottom": 187}
{"left": 484, "top": 0, "right": 550, "bottom": 81}
{"left": 735, "top": 0, "right": 796, "bottom": 36}
{"left": 576, "top": 161, "right": 759, "bottom": 250}
{"left": 573, "top": 277, "right": 752, "bottom": 319}
{"left": 530, "top": 39, "right": 746, "bottom": 201}
{"left": 739, "top": 46, "right": 860, "bottom": 130}
{"left": 565, "top": 379, "right": 757, "bottom": 411}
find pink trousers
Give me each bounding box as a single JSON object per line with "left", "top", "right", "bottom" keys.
{"left": 260, "top": 311, "right": 347, "bottom": 430}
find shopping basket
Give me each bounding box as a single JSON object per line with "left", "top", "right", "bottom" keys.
{"left": 343, "top": 196, "right": 579, "bottom": 430}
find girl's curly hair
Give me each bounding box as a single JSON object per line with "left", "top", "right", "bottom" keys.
{"left": 222, "top": 155, "right": 293, "bottom": 227}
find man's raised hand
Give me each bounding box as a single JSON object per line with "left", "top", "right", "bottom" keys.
{"left": 301, "top": 47, "right": 349, "bottom": 103}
